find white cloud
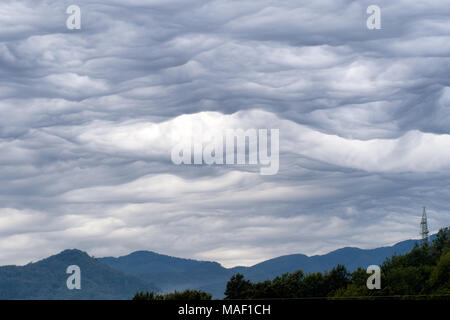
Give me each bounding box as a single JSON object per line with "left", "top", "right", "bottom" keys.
{"left": 0, "top": 0, "right": 449, "bottom": 267}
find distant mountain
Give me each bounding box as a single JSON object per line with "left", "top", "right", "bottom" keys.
{"left": 0, "top": 249, "right": 158, "bottom": 299}
{"left": 239, "top": 237, "right": 432, "bottom": 282}
{"left": 0, "top": 236, "right": 434, "bottom": 299}
{"left": 99, "top": 236, "right": 432, "bottom": 298}
{"left": 99, "top": 251, "right": 232, "bottom": 298}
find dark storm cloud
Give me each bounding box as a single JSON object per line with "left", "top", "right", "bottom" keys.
{"left": 0, "top": 0, "right": 449, "bottom": 266}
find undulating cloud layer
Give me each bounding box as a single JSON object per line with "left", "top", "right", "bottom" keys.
{"left": 0, "top": 0, "right": 450, "bottom": 267}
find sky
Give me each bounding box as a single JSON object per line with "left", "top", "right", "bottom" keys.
{"left": 0, "top": 0, "right": 450, "bottom": 268}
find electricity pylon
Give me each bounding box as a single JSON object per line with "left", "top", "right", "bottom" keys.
{"left": 420, "top": 207, "right": 429, "bottom": 244}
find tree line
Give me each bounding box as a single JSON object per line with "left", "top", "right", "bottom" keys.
{"left": 134, "top": 227, "right": 449, "bottom": 300}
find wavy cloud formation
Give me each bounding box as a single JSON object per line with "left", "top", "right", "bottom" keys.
{"left": 0, "top": 0, "right": 449, "bottom": 267}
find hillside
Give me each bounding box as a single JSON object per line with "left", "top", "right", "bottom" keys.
{"left": 241, "top": 237, "right": 430, "bottom": 282}
{"left": 0, "top": 249, "right": 158, "bottom": 300}
{"left": 0, "top": 236, "right": 432, "bottom": 299}
{"left": 99, "top": 251, "right": 232, "bottom": 297}
{"left": 223, "top": 228, "right": 450, "bottom": 299}
{"left": 100, "top": 236, "right": 429, "bottom": 298}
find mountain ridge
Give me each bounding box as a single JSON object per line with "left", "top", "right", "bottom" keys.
{"left": 99, "top": 236, "right": 433, "bottom": 298}
{"left": 0, "top": 235, "right": 434, "bottom": 299}
{"left": 0, "top": 249, "right": 158, "bottom": 300}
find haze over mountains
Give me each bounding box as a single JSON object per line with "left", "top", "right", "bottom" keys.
{"left": 0, "top": 236, "right": 432, "bottom": 299}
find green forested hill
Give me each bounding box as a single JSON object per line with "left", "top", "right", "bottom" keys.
{"left": 0, "top": 230, "right": 447, "bottom": 300}
{"left": 0, "top": 249, "right": 158, "bottom": 299}
{"left": 99, "top": 235, "right": 425, "bottom": 298}
{"left": 222, "top": 227, "right": 450, "bottom": 299}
